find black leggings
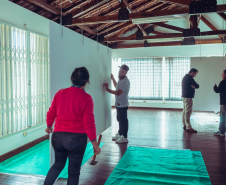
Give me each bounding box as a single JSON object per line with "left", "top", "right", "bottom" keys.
{"left": 44, "top": 132, "right": 87, "bottom": 185}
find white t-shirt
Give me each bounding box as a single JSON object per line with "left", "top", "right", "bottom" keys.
{"left": 115, "top": 76, "right": 130, "bottom": 108}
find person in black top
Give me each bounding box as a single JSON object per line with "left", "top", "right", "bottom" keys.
{"left": 213, "top": 70, "right": 226, "bottom": 137}
{"left": 182, "top": 68, "right": 200, "bottom": 133}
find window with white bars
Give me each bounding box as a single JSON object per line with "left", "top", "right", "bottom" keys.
{"left": 112, "top": 57, "right": 190, "bottom": 101}
{"left": 0, "top": 23, "right": 49, "bottom": 137}
{"left": 163, "top": 57, "right": 191, "bottom": 101}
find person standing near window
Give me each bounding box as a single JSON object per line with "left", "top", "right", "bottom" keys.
{"left": 213, "top": 70, "right": 226, "bottom": 137}
{"left": 182, "top": 68, "right": 199, "bottom": 133}
{"left": 103, "top": 65, "right": 130, "bottom": 143}
{"left": 44, "top": 67, "right": 101, "bottom": 185}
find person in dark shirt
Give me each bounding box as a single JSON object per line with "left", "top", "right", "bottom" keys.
{"left": 182, "top": 68, "right": 200, "bottom": 133}
{"left": 213, "top": 70, "right": 226, "bottom": 137}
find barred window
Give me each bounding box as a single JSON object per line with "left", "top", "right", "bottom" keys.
{"left": 112, "top": 57, "right": 190, "bottom": 101}
{"left": 0, "top": 23, "right": 49, "bottom": 137}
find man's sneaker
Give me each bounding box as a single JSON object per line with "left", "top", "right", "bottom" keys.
{"left": 112, "top": 133, "right": 120, "bottom": 140}
{"left": 214, "top": 131, "right": 225, "bottom": 137}
{"left": 116, "top": 136, "right": 128, "bottom": 143}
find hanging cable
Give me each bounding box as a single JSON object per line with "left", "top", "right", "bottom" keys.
{"left": 199, "top": 16, "right": 201, "bottom": 61}
{"left": 81, "top": 0, "right": 84, "bottom": 45}
{"left": 107, "top": 0, "right": 109, "bottom": 54}
{"left": 60, "top": 0, "right": 63, "bottom": 38}
{"left": 199, "top": 33, "right": 201, "bottom": 61}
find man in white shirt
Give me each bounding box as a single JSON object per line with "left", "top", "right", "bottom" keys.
{"left": 103, "top": 65, "right": 130, "bottom": 143}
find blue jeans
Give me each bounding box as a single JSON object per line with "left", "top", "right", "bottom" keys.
{"left": 44, "top": 132, "right": 87, "bottom": 185}
{"left": 219, "top": 105, "right": 226, "bottom": 134}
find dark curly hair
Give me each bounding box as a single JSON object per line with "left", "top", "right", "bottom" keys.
{"left": 71, "top": 67, "right": 90, "bottom": 87}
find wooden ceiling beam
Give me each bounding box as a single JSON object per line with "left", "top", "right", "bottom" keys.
{"left": 201, "top": 16, "right": 218, "bottom": 31}
{"left": 77, "top": 25, "right": 97, "bottom": 35}
{"left": 71, "top": 0, "right": 110, "bottom": 18}
{"left": 151, "top": 22, "right": 183, "bottom": 32}
{"left": 87, "top": 1, "right": 166, "bottom": 31}
{"left": 64, "top": 1, "right": 85, "bottom": 14}
{"left": 117, "top": 23, "right": 165, "bottom": 40}
{"left": 71, "top": 7, "right": 189, "bottom": 25}
{"left": 48, "top": 0, "right": 57, "bottom": 4}
{"left": 71, "top": 4, "right": 226, "bottom": 26}
{"left": 115, "top": 27, "right": 128, "bottom": 37}
{"left": 107, "top": 33, "right": 183, "bottom": 41}
{"left": 197, "top": 15, "right": 201, "bottom": 27}
{"left": 100, "top": 4, "right": 174, "bottom": 37}
{"left": 131, "top": 0, "right": 156, "bottom": 12}
{"left": 218, "top": 12, "right": 226, "bottom": 22}
{"left": 116, "top": 39, "right": 222, "bottom": 49}
{"left": 102, "top": 21, "right": 133, "bottom": 36}
{"left": 84, "top": 2, "right": 171, "bottom": 36}
{"left": 27, "top": 0, "right": 61, "bottom": 14}
{"left": 200, "top": 16, "right": 222, "bottom": 39}
{"left": 159, "top": 0, "right": 190, "bottom": 6}
{"left": 190, "top": 15, "right": 197, "bottom": 28}
{"left": 102, "top": 3, "right": 170, "bottom": 37}
{"left": 122, "top": 0, "right": 147, "bottom": 36}
{"left": 117, "top": 41, "right": 182, "bottom": 48}
{"left": 105, "top": 30, "right": 226, "bottom": 42}
{"left": 195, "top": 39, "right": 222, "bottom": 44}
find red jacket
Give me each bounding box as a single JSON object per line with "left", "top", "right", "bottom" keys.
{"left": 46, "top": 87, "right": 96, "bottom": 141}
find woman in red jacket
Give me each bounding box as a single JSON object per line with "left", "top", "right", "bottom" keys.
{"left": 44, "top": 67, "right": 101, "bottom": 185}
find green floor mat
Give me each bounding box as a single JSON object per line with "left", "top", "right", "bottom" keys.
{"left": 0, "top": 140, "right": 104, "bottom": 179}
{"left": 104, "top": 147, "right": 211, "bottom": 185}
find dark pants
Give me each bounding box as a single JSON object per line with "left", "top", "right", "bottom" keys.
{"left": 219, "top": 105, "right": 226, "bottom": 134}
{"left": 116, "top": 107, "right": 129, "bottom": 138}
{"left": 44, "top": 132, "right": 87, "bottom": 185}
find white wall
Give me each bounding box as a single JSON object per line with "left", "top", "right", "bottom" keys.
{"left": 0, "top": 0, "right": 49, "bottom": 36}
{"left": 191, "top": 57, "right": 226, "bottom": 112}
{"left": 112, "top": 44, "right": 224, "bottom": 58}
{"left": 49, "top": 21, "right": 112, "bottom": 137}
{"left": 0, "top": 123, "right": 46, "bottom": 156}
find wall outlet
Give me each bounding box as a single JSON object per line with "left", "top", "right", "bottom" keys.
{"left": 23, "top": 132, "right": 27, "bottom": 136}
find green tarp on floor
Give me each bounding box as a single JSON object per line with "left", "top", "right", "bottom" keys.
{"left": 105, "top": 147, "right": 211, "bottom": 185}
{"left": 0, "top": 140, "right": 104, "bottom": 179}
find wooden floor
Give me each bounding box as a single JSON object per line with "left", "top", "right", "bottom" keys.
{"left": 0, "top": 108, "right": 225, "bottom": 185}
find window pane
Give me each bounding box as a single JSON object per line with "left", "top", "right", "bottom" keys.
{"left": 117, "top": 58, "right": 163, "bottom": 100}
{"left": 0, "top": 24, "right": 28, "bottom": 136}
{"left": 30, "top": 33, "right": 49, "bottom": 126}
{"left": 164, "top": 57, "right": 191, "bottom": 101}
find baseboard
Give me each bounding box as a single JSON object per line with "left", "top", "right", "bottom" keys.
{"left": 112, "top": 106, "right": 182, "bottom": 111}
{"left": 0, "top": 134, "right": 48, "bottom": 163}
